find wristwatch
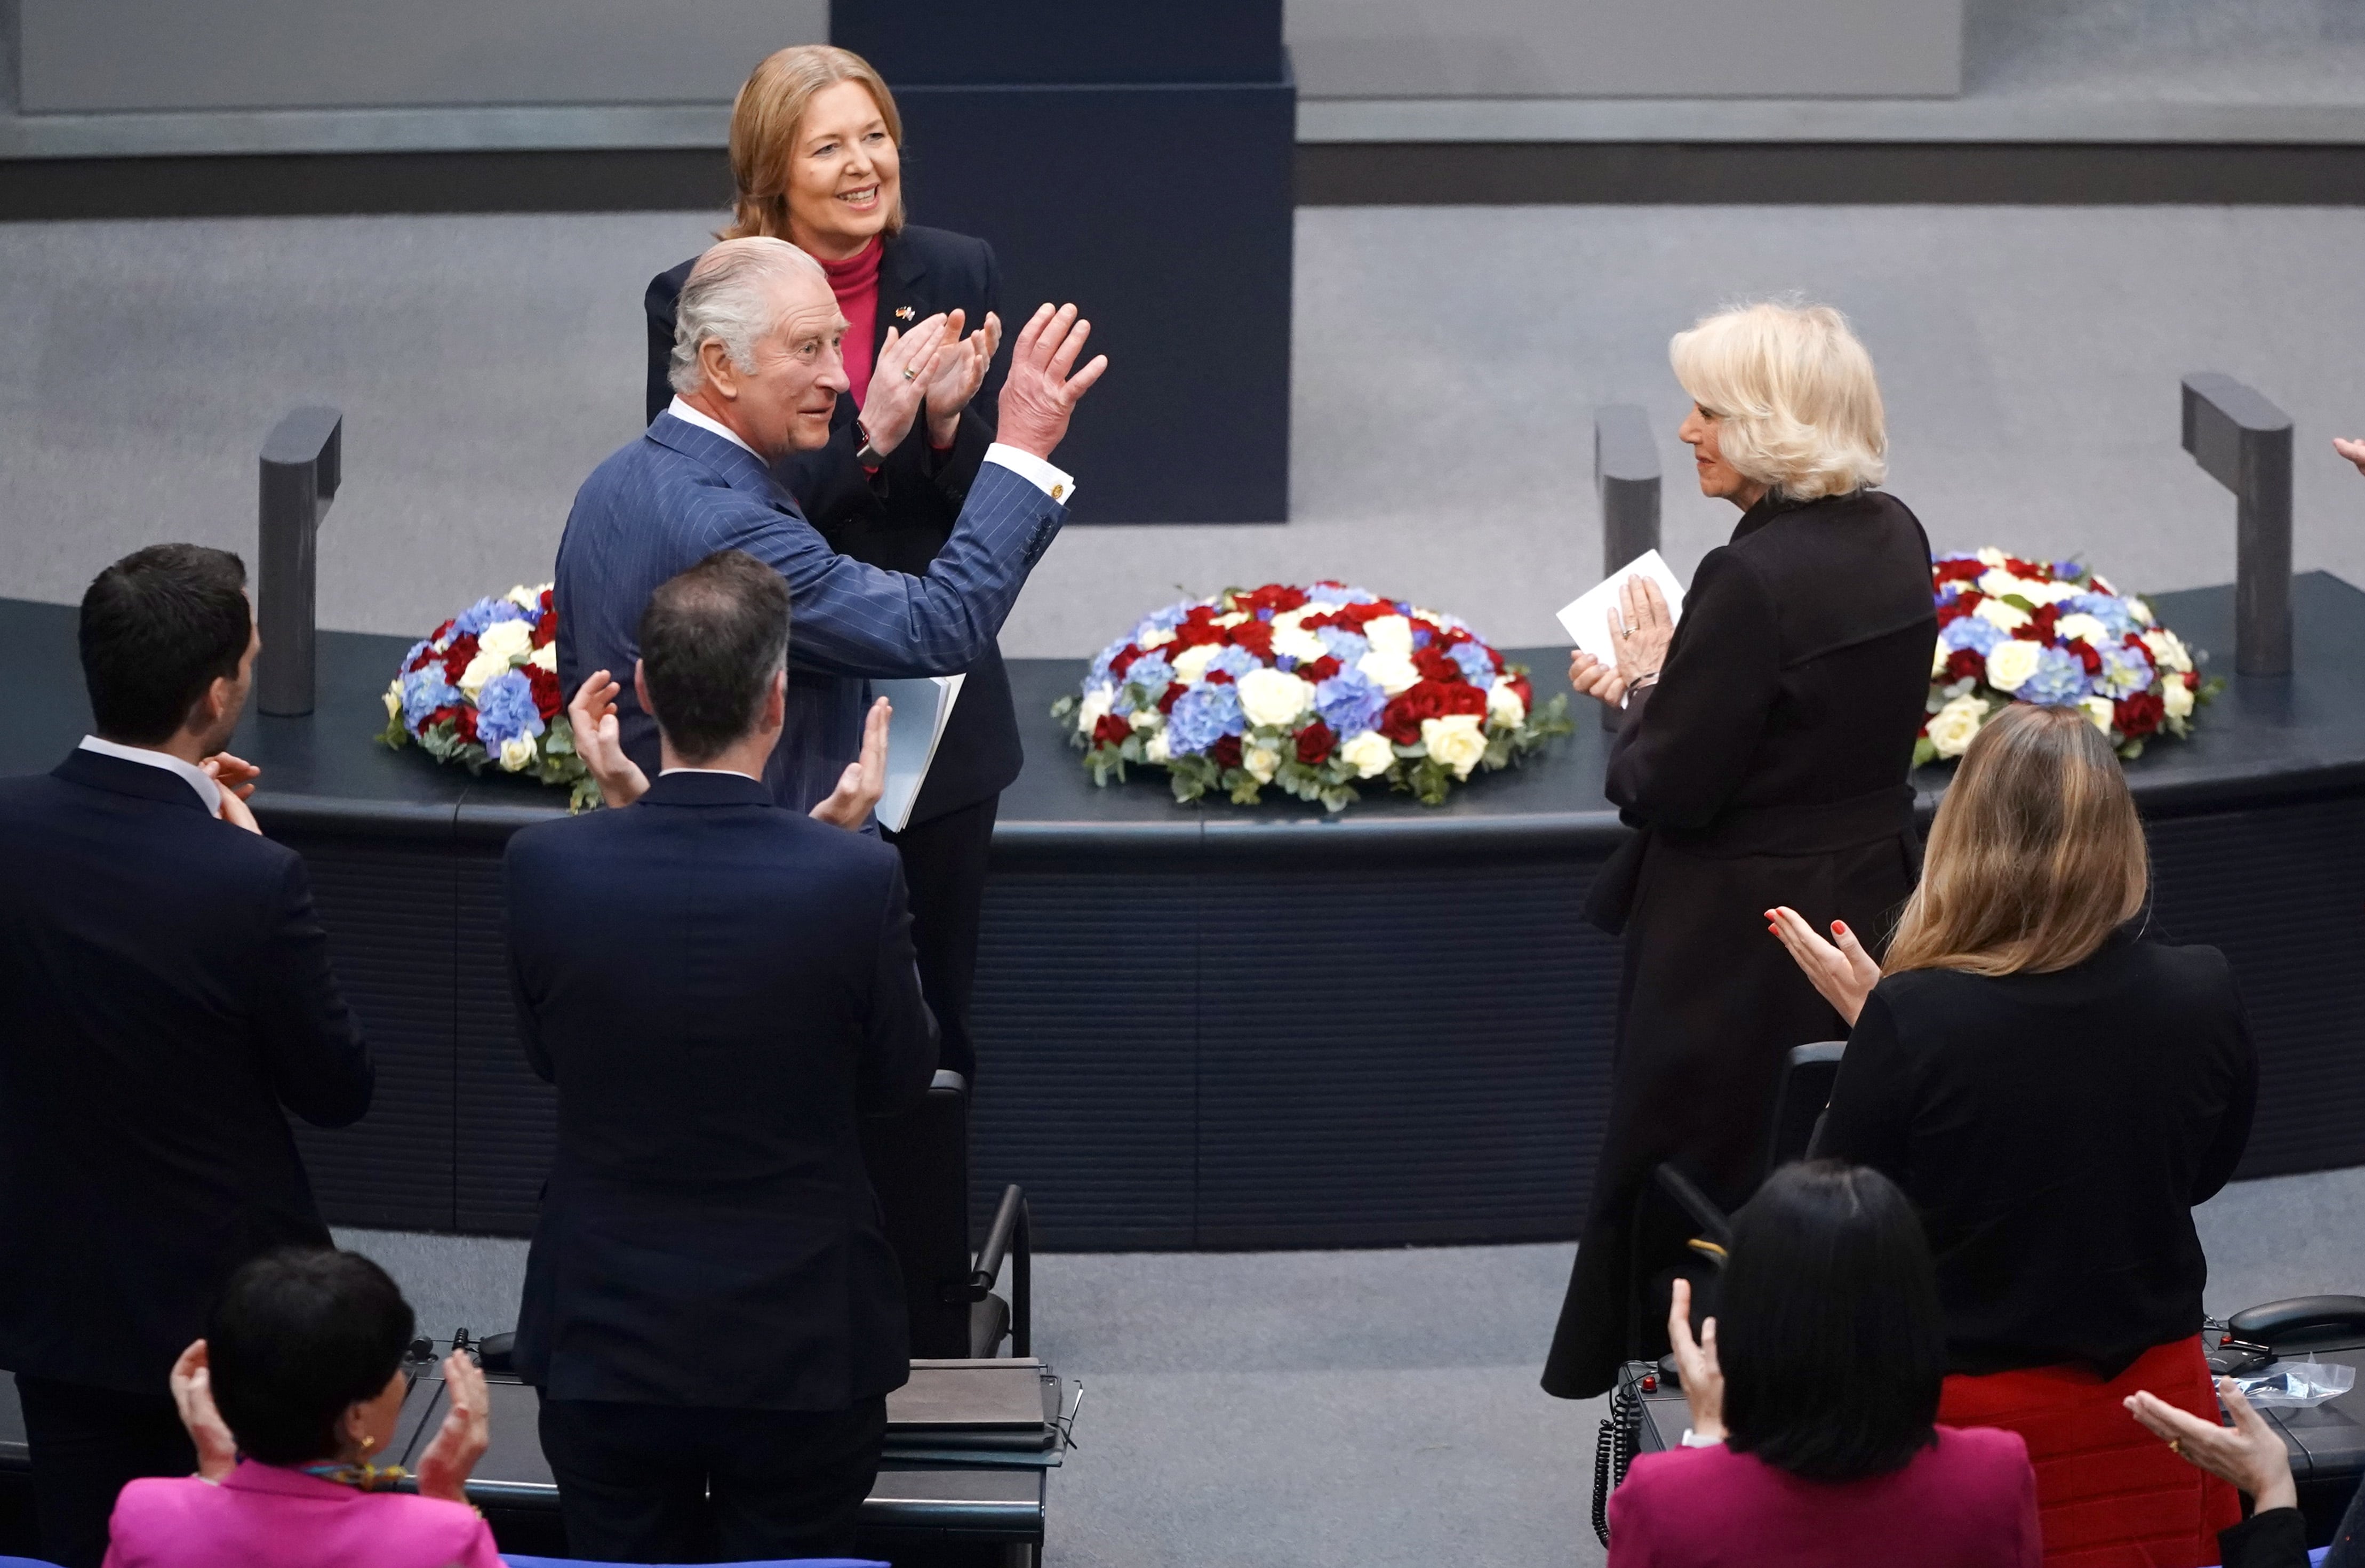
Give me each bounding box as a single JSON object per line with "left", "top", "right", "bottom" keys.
{"left": 854, "top": 421, "right": 889, "bottom": 470}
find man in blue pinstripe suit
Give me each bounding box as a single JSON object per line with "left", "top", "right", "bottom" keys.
{"left": 556, "top": 236, "right": 1107, "bottom": 819}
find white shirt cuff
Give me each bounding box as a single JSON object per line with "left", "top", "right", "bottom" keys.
{"left": 985, "top": 444, "right": 1078, "bottom": 507}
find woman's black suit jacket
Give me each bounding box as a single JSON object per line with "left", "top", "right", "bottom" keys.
{"left": 644, "top": 224, "right": 1020, "bottom": 822}
{"left": 1817, "top": 930, "right": 2256, "bottom": 1378}
{"left": 1542, "top": 488, "right": 1939, "bottom": 1399}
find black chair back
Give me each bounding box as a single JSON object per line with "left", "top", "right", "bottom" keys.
{"left": 859, "top": 1069, "right": 973, "bottom": 1359}
{"left": 1762, "top": 1040, "right": 1847, "bottom": 1175}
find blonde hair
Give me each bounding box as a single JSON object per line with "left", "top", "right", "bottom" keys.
{"left": 1884, "top": 704, "right": 2149, "bottom": 978}
{"left": 721, "top": 45, "right": 906, "bottom": 244}
{"left": 1670, "top": 301, "right": 1887, "bottom": 502}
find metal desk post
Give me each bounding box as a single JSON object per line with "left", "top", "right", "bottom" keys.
{"left": 257, "top": 406, "right": 344, "bottom": 717}
{"left": 2180, "top": 374, "right": 2292, "bottom": 677}
{"left": 1594, "top": 405, "right": 1661, "bottom": 729}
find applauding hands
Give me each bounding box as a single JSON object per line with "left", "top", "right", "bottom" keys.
{"left": 568, "top": 671, "right": 889, "bottom": 831}
{"left": 1765, "top": 906, "right": 1881, "bottom": 1025}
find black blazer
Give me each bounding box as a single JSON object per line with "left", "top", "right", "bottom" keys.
{"left": 1817, "top": 930, "right": 2257, "bottom": 1378}
{"left": 646, "top": 225, "right": 1021, "bottom": 822}
{"left": 0, "top": 749, "right": 373, "bottom": 1393}
{"left": 505, "top": 770, "right": 937, "bottom": 1409}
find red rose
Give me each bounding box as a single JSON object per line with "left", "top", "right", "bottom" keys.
{"left": 1932, "top": 559, "right": 1985, "bottom": 584}
{"left": 1944, "top": 648, "right": 1984, "bottom": 682}
{"left": 1296, "top": 655, "right": 1342, "bottom": 685}
{"left": 1109, "top": 644, "right": 1144, "bottom": 680}
{"left": 2114, "top": 689, "right": 2164, "bottom": 739}
{"left": 2014, "top": 603, "right": 2060, "bottom": 643}
{"left": 1936, "top": 594, "right": 1982, "bottom": 628}
{"left": 1379, "top": 678, "right": 1486, "bottom": 745}
{"left": 440, "top": 633, "right": 480, "bottom": 683}
{"left": 2004, "top": 555, "right": 2049, "bottom": 580}
{"left": 1169, "top": 620, "right": 1226, "bottom": 652}
{"left": 1205, "top": 669, "right": 1234, "bottom": 686}
{"left": 1412, "top": 645, "right": 1463, "bottom": 684}
{"left": 527, "top": 665, "right": 564, "bottom": 721}
{"left": 530, "top": 608, "right": 557, "bottom": 650}
{"left": 2184, "top": 670, "right": 2199, "bottom": 690}
{"left": 1238, "top": 584, "right": 1308, "bottom": 615}
{"left": 2072, "top": 642, "right": 2103, "bottom": 675}
{"left": 1211, "top": 734, "right": 1243, "bottom": 770}
{"left": 1093, "top": 714, "right": 1132, "bottom": 747}
{"left": 1295, "top": 721, "right": 1336, "bottom": 765}
{"left": 455, "top": 707, "right": 479, "bottom": 743}
{"left": 408, "top": 645, "right": 436, "bottom": 673}
{"left": 430, "top": 618, "right": 457, "bottom": 643}
{"left": 1429, "top": 622, "right": 1475, "bottom": 649}
{"left": 1334, "top": 601, "right": 1402, "bottom": 628}
{"left": 539, "top": 588, "right": 554, "bottom": 611}
{"left": 426, "top": 703, "right": 462, "bottom": 733}
{"left": 1509, "top": 676, "right": 1533, "bottom": 712}
{"left": 1156, "top": 683, "right": 1184, "bottom": 714}
{"left": 1228, "top": 619, "right": 1275, "bottom": 661}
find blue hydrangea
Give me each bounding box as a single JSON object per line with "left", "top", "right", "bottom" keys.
{"left": 2060, "top": 592, "right": 2138, "bottom": 636}
{"left": 1205, "top": 645, "right": 1260, "bottom": 682}
{"left": 2051, "top": 561, "right": 2085, "bottom": 582}
{"left": 1088, "top": 637, "right": 1130, "bottom": 687}
{"left": 2095, "top": 643, "right": 2154, "bottom": 699}
{"left": 1164, "top": 682, "right": 1244, "bottom": 756}
{"left": 1314, "top": 669, "right": 1388, "bottom": 737}
{"left": 2017, "top": 645, "right": 2092, "bottom": 707}
{"left": 452, "top": 595, "right": 529, "bottom": 638}
{"left": 1316, "top": 627, "right": 1370, "bottom": 663}
{"left": 1114, "top": 652, "right": 1174, "bottom": 714}
{"left": 1939, "top": 616, "right": 2006, "bottom": 655}
{"left": 473, "top": 668, "right": 546, "bottom": 749}
{"left": 401, "top": 668, "right": 460, "bottom": 727}
{"left": 1448, "top": 642, "right": 1498, "bottom": 684}
{"left": 402, "top": 639, "right": 432, "bottom": 668}
{"left": 1307, "top": 584, "right": 1379, "bottom": 607}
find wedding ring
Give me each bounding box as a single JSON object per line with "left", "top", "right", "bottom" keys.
{"left": 2169, "top": 1439, "right": 2183, "bottom": 1457}
{"left": 904, "top": 367, "right": 918, "bottom": 381}
{"left": 1620, "top": 627, "right": 1633, "bottom": 639}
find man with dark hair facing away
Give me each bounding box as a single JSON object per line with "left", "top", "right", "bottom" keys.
{"left": 507, "top": 549, "right": 936, "bottom": 1563}
{"left": 0, "top": 544, "right": 375, "bottom": 1568}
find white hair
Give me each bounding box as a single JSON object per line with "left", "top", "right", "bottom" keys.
{"left": 668, "top": 236, "right": 828, "bottom": 395}
{"left": 1669, "top": 300, "right": 1888, "bottom": 502}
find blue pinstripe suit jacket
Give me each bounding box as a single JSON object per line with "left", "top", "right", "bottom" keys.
{"left": 555, "top": 413, "right": 1064, "bottom": 814}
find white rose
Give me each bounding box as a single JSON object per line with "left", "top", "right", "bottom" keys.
{"left": 1215, "top": 611, "right": 1250, "bottom": 629}
{"left": 2163, "top": 677, "right": 2195, "bottom": 719}
{"left": 1931, "top": 640, "right": 1951, "bottom": 679}
{"left": 1338, "top": 730, "right": 1394, "bottom": 779}
{"left": 1357, "top": 648, "right": 1419, "bottom": 695}
{"left": 2079, "top": 695, "right": 2116, "bottom": 735}
{"left": 1420, "top": 714, "right": 1489, "bottom": 779}
{"left": 2140, "top": 629, "right": 2192, "bottom": 673}
{"left": 507, "top": 584, "right": 542, "bottom": 609}
{"left": 476, "top": 618, "right": 534, "bottom": 666}
{"left": 498, "top": 735, "right": 537, "bottom": 772}
{"left": 458, "top": 648, "right": 511, "bottom": 697}
{"left": 2055, "top": 613, "right": 2109, "bottom": 646}
{"left": 1172, "top": 643, "right": 1222, "bottom": 684}
{"left": 1144, "top": 729, "right": 1172, "bottom": 763}
{"left": 1976, "top": 547, "right": 2008, "bottom": 567}
{"left": 1138, "top": 626, "right": 1176, "bottom": 650}
{"left": 1271, "top": 621, "right": 1329, "bottom": 665}
{"left": 1487, "top": 678, "right": 1526, "bottom": 730}
{"left": 1236, "top": 666, "right": 1315, "bottom": 729}
{"left": 1925, "top": 693, "right": 1987, "bottom": 759}
{"left": 1974, "top": 598, "right": 2032, "bottom": 634}
{"left": 1244, "top": 743, "right": 1281, "bottom": 783}
{"left": 1129, "top": 707, "right": 1159, "bottom": 731}
{"left": 1984, "top": 639, "right": 2042, "bottom": 692}
{"left": 529, "top": 642, "right": 557, "bottom": 672}
{"left": 1362, "top": 614, "right": 1414, "bottom": 657}
{"left": 383, "top": 678, "right": 402, "bottom": 721}
{"left": 1076, "top": 685, "right": 1113, "bottom": 735}
{"left": 1975, "top": 569, "right": 2024, "bottom": 599}
{"left": 2130, "top": 596, "right": 2156, "bottom": 626}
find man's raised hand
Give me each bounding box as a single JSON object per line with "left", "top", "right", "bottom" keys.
{"left": 567, "top": 670, "right": 649, "bottom": 809}
{"left": 810, "top": 697, "right": 891, "bottom": 831}
{"left": 995, "top": 303, "right": 1108, "bottom": 461}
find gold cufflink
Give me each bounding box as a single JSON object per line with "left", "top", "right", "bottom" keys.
{"left": 1052, "top": 485, "right": 1066, "bottom": 500}
{"left": 895, "top": 306, "right": 915, "bottom": 321}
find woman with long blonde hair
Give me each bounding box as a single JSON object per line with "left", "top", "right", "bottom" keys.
{"left": 1769, "top": 701, "right": 2257, "bottom": 1566}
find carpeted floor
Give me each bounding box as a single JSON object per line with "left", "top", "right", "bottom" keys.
{"left": 339, "top": 1161, "right": 2365, "bottom": 1568}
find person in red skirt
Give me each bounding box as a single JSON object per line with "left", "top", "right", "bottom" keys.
{"left": 1770, "top": 701, "right": 2257, "bottom": 1567}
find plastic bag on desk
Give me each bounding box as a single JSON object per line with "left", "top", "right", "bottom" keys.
{"left": 2232, "top": 1359, "right": 2357, "bottom": 1409}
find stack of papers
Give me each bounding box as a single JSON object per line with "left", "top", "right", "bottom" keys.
{"left": 1555, "top": 550, "right": 1687, "bottom": 663}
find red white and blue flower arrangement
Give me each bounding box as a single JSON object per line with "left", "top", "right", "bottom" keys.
{"left": 379, "top": 585, "right": 597, "bottom": 809}
{"left": 1052, "top": 582, "right": 1574, "bottom": 811}
{"left": 1924, "top": 549, "right": 2219, "bottom": 765}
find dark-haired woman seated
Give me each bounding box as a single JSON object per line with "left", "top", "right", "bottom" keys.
{"left": 101, "top": 1249, "right": 496, "bottom": 1568}
{"left": 1771, "top": 701, "right": 2257, "bottom": 1567}
{"left": 1608, "top": 1161, "right": 2041, "bottom": 1567}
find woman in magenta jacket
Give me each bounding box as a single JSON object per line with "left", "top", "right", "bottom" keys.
{"left": 1608, "top": 1162, "right": 2040, "bottom": 1567}
{"left": 101, "top": 1249, "right": 496, "bottom": 1568}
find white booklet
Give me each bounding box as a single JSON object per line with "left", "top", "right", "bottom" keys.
{"left": 869, "top": 674, "right": 965, "bottom": 833}
{"left": 1555, "top": 549, "right": 1688, "bottom": 664}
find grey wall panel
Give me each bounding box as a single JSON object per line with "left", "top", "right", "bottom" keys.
{"left": 19, "top": 0, "right": 825, "bottom": 113}
{"left": 1285, "top": 0, "right": 1963, "bottom": 99}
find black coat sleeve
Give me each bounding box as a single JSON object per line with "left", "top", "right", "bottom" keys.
{"left": 2216, "top": 1507, "right": 2308, "bottom": 1568}
{"left": 1811, "top": 987, "right": 1912, "bottom": 1178}
{"left": 860, "top": 859, "right": 939, "bottom": 1115}
{"left": 644, "top": 265, "right": 686, "bottom": 427}
{"left": 921, "top": 239, "right": 1002, "bottom": 508}
{"left": 2191, "top": 958, "right": 2259, "bottom": 1205}
{"left": 1604, "top": 546, "right": 1783, "bottom": 832}
{"left": 502, "top": 846, "right": 554, "bottom": 1084}
{"left": 252, "top": 855, "right": 374, "bottom": 1127}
